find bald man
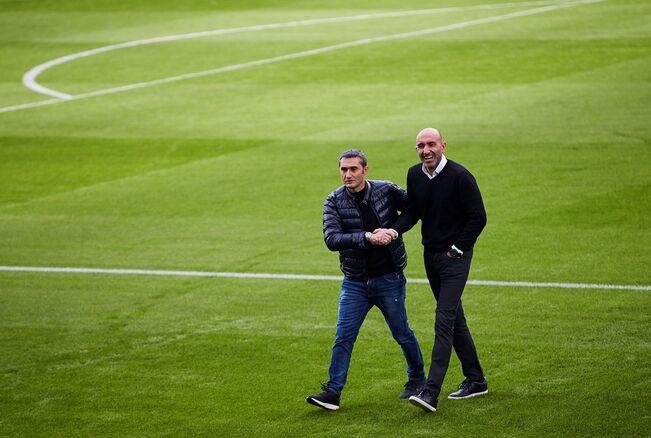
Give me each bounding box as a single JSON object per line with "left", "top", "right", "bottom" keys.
{"left": 390, "top": 128, "right": 488, "bottom": 413}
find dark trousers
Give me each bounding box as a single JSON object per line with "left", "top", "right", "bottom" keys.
{"left": 423, "top": 248, "right": 484, "bottom": 397}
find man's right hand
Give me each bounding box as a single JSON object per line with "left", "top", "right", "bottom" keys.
{"left": 369, "top": 228, "right": 397, "bottom": 245}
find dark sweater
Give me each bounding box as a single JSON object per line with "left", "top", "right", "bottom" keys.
{"left": 392, "top": 160, "right": 487, "bottom": 252}
{"left": 352, "top": 186, "right": 395, "bottom": 278}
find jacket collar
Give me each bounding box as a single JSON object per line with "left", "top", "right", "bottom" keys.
{"left": 345, "top": 180, "right": 371, "bottom": 203}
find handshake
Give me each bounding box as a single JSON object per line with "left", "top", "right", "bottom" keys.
{"left": 366, "top": 228, "right": 399, "bottom": 246}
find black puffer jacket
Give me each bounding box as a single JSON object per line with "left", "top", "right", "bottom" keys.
{"left": 323, "top": 180, "right": 408, "bottom": 279}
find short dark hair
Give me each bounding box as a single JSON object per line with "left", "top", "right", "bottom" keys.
{"left": 338, "top": 149, "right": 367, "bottom": 167}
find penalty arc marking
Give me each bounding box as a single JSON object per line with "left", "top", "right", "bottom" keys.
{"left": 0, "top": 0, "right": 605, "bottom": 114}
{"left": 21, "top": 0, "right": 570, "bottom": 100}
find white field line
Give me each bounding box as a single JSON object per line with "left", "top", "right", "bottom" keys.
{"left": 0, "top": 97, "right": 66, "bottom": 113}
{"left": 0, "top": 0, "right": 604, "bottom": 114}
{"left": 21, "top": 0, "right": 565, "bottom": 100}
{"left": 0, "top": 266, "right": 648, "bottom": 291}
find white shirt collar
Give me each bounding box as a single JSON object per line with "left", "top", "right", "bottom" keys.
{"left": 422, "top": 155, "right": 447, "bottom": 179}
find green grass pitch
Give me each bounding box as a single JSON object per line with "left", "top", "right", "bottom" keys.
{"left": 0, "top": 0, "right": 649, "bottom": 436}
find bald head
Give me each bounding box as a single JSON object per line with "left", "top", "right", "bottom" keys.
{"left": 415, "top": 127, "right": 446, "bottom": 172}
{"left": 416, "top": 128, "right": 443, "bottom": 143}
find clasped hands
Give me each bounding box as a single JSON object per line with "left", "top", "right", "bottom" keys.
{"left": 367, "top": 228, "right": 398, "bottom": 246}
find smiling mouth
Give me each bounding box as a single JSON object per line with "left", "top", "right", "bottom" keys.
{"left": 423, "top": 154, "right": 434, "bottom": 160}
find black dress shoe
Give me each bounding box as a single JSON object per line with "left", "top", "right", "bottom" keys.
{"left": 307, "top": 383, "right": 340, "bottom": 411}
{"left": 448, "top": 378, "right": 488, "bottom": 399}
{"left": 409, "top": 388, "right": 438, "bottom": 412}
{"left": 399, "top": 378, "right": 426, "bottom": 399}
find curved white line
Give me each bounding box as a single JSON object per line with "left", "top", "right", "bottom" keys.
{"left": 2, "top": 0, "right": 604, "bottom": 114}
{"left": 0, "top": 266, "right": 648, "bottom": 291}
{"left": 22, "top": 0, "right": 564, "bottom": 99}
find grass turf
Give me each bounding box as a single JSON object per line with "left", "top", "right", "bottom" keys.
{"left": 1, "top": 274, "right": 649, "bottom": 436}
{"left": 0, "top": 0, "right": 649, "bottom": 436}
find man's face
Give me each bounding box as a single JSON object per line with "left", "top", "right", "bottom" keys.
{"left": 416, "top": 131, "right": 446, "bottom": 169}
{"left": 339, "top": 157, "right": 368, "bottom": 192}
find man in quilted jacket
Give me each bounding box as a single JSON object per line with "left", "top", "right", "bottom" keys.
{"left": 306, "top": 149, "right": 425, "bottom": 411}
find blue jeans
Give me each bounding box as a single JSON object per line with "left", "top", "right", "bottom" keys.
{"left": 327, "top": 272, "right": 425, "bottom": 394}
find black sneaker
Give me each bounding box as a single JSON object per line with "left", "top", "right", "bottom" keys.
{"left": 306, "top": 383, "right": 340, "bottom": 411}
{"left": 399, "top": 379, "right": 426, "bottom": 399}
{"left": 448, "top": 378, "right": 488, "bottom": 399}
{"left": 409, "top": 387, "right": 438, "bottom": 412}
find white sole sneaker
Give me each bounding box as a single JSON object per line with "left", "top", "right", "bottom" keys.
{"left": 448, "top": 389, "right": 488, "bottom": 400}
{"left": 307, "top": 397, "right": 339, "bottom": 411}
{"left": 408, "top": 396, "right": 437, "bottom": 412}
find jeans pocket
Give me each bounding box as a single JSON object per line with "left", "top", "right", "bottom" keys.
{"left": 372, "top": 272, "right": 405, "bottom": 297}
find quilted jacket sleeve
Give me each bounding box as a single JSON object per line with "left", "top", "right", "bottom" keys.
{"left": 323, "top": 193, "right": 367, "bottom": 251}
